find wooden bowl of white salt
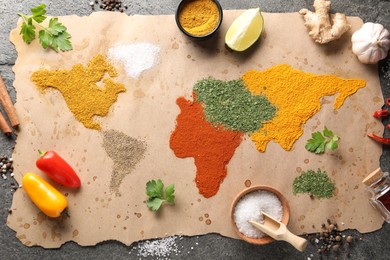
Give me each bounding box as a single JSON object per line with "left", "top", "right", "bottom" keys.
{"left": 230, "top": 185, "right": 290, "bottom": 245}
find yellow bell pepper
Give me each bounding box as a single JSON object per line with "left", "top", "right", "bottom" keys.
{"left": 22, "top": 173, "right": 67, "bottom": 218}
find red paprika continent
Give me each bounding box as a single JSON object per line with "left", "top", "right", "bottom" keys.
{"left": 170, "top": 93, "right": 242, "bottom": 198}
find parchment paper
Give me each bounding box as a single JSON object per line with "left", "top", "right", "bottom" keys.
{"left": 7, "top": 11, "right": 384, "bottom": 248}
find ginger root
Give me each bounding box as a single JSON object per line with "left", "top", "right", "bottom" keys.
{"left": 299, "top": 0, "right": 351, "bottom": 44}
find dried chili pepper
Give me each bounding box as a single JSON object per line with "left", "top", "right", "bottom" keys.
{"left": 373, "top": 109, "right": 389, "bottom": 118}
{"left": 386, "top": 98, "right": 390, "bottom": 106}
{"left": 36, "top": 150, "right": 81, "bottom": 188}
{"left": 367, "top": 133, "right": 390, "bottom": 145}
{"left": 22, "top": 173, "right": 68, "bottom": 218}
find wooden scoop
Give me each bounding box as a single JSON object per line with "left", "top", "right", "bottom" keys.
{"left": 249, "top": 212, "right": 308, "bottom": 252}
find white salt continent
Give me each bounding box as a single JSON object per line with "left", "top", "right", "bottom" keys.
{"left": 108, "top": 42, "right": 160, "bottom": 79}
{"left": 233, "top": 190, "right": 283, "bottom": 238}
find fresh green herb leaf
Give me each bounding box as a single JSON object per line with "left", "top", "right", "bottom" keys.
{"left": 305, "top": 131, "right": 325, "bottom": 154}
{"left": 146, "top": 198, "right": 163, "bottom": 211}
{"left": 165, "top": 184, "right": 175, "bottom": 204}
{"left": 326, "top": 135, "right": 339, "bottom": 151}
{"left": 38, "top": 30, "right": 51, "bottom": 49}
{"left": 50, "top": 30, "right": 73, "bottom": 52}
{"left": 18, "top": 4, "right": 72, "bottom": 52}
{"left": 322, "top": 126, "right": 333, "bottom": 138}
{"left": 146, "top": 179, "right": 164, "bottom": 198}
{"left": 20, "top": 22, "right": 36, "bottom": 43}
{"left": 305, "top": 126, "right": 340, "bottom": 154}
{"left": 146, "top": 179, "right": 175, "bottom": 212}
{"left": 47, "top": 18, "right": 67, "bottom": 36}
{"left": 30, "top": 4, "right": 47, "bottom": 23}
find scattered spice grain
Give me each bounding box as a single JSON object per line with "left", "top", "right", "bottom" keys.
{"left": 91, "top": 0, "right": 127, "bottom": 12}
{"left": 102, "top": 129, "right": 147, "bottom": 196}
{"left": 306, "top": 220, "right": 359, "bottom": 259}
{"left": 1, "top": 156, "right": 17, "bottom": 193}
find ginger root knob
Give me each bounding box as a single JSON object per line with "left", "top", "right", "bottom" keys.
{"left": 299, "top": 0, "right": 351, "bottom": 44}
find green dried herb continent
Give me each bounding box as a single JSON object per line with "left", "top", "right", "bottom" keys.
{"left": 193, "top": 78, "right": 276, "bottom": 132}
{"left": 292, "top": 169, "right": 335, "bottom": 198}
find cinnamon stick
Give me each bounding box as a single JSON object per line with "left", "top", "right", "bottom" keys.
{"left": 0, "top": 111, "right": 12, "bottom": 136}
{"left": 0, "top": 74, "right": 19, "bottom": 128}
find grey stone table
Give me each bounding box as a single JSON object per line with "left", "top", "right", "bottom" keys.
{"left": 0, "top": 0, "right": 389, "bottom": 259}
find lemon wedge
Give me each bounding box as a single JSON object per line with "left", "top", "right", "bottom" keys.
{"left": 225, "top": 8, "right": 264, "bottom": 51}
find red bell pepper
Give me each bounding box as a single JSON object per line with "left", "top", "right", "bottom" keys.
{"left": 36, "top": 150, "right": 81, "bottom": 188}
{"left": 367, "top": 133, "right": 390, "bottom": 145}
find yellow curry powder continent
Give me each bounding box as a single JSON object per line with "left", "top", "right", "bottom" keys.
{"left": 31, "top": 55, "right": 126, "bottom": 130}
{"left": 242, "top": 64, "right": 366, "bottom": 152}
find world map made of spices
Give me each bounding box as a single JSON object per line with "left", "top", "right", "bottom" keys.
{"left": 31, "top": 55, "right": 366, "bottom": 198}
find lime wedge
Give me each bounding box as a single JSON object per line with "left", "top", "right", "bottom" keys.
{"left": 225, "top": 8, "right": 264, "bottom": 52}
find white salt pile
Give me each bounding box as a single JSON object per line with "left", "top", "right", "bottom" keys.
{"left": 129, "top": 235, "right": 200, "bottom": 259}
{"left": 130, "top": 236, "right": 179, "bottom": 259}
{"left": 233, "top": 190, "right": 283, "bottom": 238}
{"left": 108, "top": 42, "right": 160, "bottom": 79}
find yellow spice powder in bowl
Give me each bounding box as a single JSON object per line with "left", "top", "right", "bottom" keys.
{"left": 175, "top": 0, "right": 223, "bottom": 40}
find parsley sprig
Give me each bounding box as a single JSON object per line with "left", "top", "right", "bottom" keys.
{"left": 146, "top": 179, "right": 175, "bottom": 212}
{"left": 18, "top": 4, "right": 72, "bottom": 52}
{"left": 305, "top": 126, "right": 340, "bottom": 154}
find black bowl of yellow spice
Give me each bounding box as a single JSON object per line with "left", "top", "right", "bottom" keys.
{"left": 176, "top": 0, "right": 223, "bottom": 40}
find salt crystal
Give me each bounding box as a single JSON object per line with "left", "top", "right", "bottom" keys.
{"left": 233, "top": 190, "right": 283, "bottom": 238}
{"left": 135, "top": 235, "right": 179, "bottom": 259}
{"left": 108, "top": 43, "right": 160, "bottom": 79}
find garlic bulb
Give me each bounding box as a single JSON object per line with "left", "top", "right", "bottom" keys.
{"left": 351, "top": 22, "right": 390, "bottom": 64}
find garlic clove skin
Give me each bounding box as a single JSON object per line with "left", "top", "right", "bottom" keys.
{"left": 351, "top": 22, "right": 390, "bottom": 64}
